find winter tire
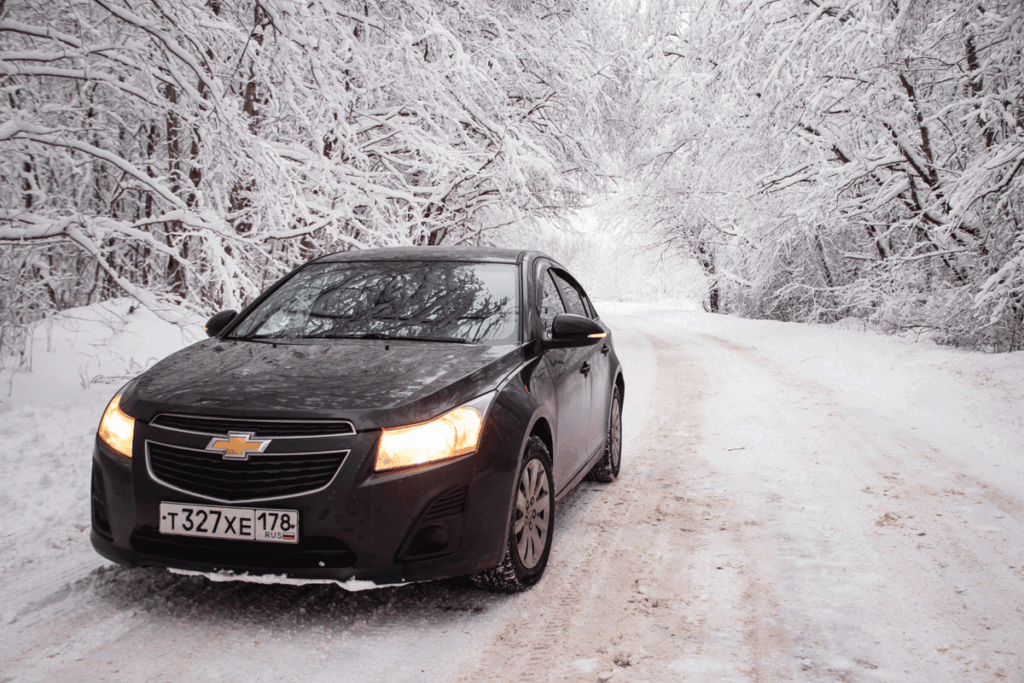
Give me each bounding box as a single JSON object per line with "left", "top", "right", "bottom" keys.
{"left": 587, "top": 386, "right": 622, "bottom": 483}
{"left": 470, "top": 436, "right": 554, "bottom": 592}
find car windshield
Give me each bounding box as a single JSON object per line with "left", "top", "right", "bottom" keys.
{"left": 229, "top": 261, "right": 519, "bottom": 344}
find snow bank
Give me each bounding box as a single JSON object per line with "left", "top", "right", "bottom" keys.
{"left": 3, "top": 298, "right": 203, "bottom": 403}
{"left": 0, "top": 300, "right": 203, "bottom": 610}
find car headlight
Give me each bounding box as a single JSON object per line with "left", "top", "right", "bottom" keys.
{"left": 98, "top": 394, "right": 135, "bottom": 459}
{"left": 374, "top": 394, "right": 493, "bottom": 472}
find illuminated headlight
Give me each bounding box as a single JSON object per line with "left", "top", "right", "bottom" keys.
{"left": 98, "top": 394, "right": 135, "bottom": 459}
{"left": 374, "top": 394, "right": 493, "bottom": 472}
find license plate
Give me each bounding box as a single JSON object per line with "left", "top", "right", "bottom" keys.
{"left": 159, "top": 502, "right": 299, "bottom": 544}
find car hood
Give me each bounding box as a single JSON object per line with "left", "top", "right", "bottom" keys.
{"left": 121, "top": 338, "right": 526, "bottom": 429}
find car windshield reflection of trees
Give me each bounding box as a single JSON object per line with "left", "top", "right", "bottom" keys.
{"left": 234, "top": 262, "right": 516, "bottom": 344}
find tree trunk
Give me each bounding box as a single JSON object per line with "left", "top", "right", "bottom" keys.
{"left": 696, "top": 242, "right": 719, "bottom": 313}
{"left": 164, "top": 84, "right": 188, "bottom": 298}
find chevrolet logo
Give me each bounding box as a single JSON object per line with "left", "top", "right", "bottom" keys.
{"left": 206, "top": 432, "right": 272, "bottom": 461}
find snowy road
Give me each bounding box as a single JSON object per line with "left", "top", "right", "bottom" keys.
{"left": 2, "top": 305, "right": 1023, "bottom": 682}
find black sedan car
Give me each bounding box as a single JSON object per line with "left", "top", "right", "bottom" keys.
{"left": 91, "top": 247, "right": 624, "bottom": 591}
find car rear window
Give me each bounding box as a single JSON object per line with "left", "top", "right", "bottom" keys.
{"left": 230, "top": 261, "right": 519, "bottom": 345}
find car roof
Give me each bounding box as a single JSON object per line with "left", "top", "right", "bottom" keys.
{"left": 314, "top": 246, "right": 529, "bottom": 264}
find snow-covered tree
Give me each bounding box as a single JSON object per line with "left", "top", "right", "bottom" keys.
{"left": 620, "top": 0, "right": 1024, "bottom": 349}
{"left": 0, "top": 0, "right": 604, "bottom": 349}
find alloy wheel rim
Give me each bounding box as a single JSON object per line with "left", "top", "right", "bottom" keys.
{"left": 610, "top": 398, "right": 621, "bottom": 470}
{"left": 514, "top": 459, "right": 550, "bottom": 569}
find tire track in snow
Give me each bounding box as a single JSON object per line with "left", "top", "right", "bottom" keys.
{"left": 450, "top": 325, "right": 688, "bottom": 682}
{"left": 452, "top": 326, "right": 796, "bottom": 682}
{"left": 685, "top": 324, "right": 1024, "bottom": 682}
{"left": 450, "top": 325, "right": 667, "bottom": 683}
{"left": 644, "top": 332, "right": 794, "bottom": 683}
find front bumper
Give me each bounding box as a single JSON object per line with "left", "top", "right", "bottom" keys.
{"left": 90, "top": 403, "right": 525, "bottom": 585}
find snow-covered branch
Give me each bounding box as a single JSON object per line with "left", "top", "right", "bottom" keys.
{"left": 0, "top": 0, "right": 604, "bottom": 354}
{"left": 618, "top": 0, "right": 1024, "bottom": 349}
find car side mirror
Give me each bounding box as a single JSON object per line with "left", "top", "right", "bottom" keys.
{"left": 204, "top": 310, "right": 238, "bottom": 337}
{"left": 547, "top": 313, "right": 606, "bottom": 348}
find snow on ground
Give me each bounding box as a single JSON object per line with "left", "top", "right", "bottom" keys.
{"left": 0, "top": 301, "right": 203, "bottom": 621}
{"left": 594, "top": 304, "right": 1024, "bottom": 682}
{"left": 599, "top": 301, "right": 1024, "bottom": 497}
{"left": 1, "top": 300, "right": 1022, "bottom": 682}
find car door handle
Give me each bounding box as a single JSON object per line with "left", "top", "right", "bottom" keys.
{"left": 601, "top": 344, "right": 610, "bottom": 356}
{"left": 580, "top": 362, "right": 591, "bottom": 376}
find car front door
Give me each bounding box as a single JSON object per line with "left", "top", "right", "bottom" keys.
{"left": 549, "top": 270, "right": 611, "bottom": 461}
{"left": 537, "top": 265, "right": 592, "bottom": 493}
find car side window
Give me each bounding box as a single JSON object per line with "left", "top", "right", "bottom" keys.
{"left": 550, "top": 271, "right": 588, "bottom": 317}
{"left": 539, "top": 271, "right": 565, "bottom": 336}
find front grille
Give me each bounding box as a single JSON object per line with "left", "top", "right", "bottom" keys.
{"left": 151, "top": 414, "right": 355, "bottom": 438}
{"left": 147, "top": 442, "right": 347, "bottom": 502}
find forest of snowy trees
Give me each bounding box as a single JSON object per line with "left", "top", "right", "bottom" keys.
{"left": 1, "top": 0, "right": 1023, "bottom": 355}
{"left": 620, "top": 0, "right": 1024, "bottom": 350}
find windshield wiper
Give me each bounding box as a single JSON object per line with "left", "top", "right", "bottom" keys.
{"left": 231, "top": 333, "right": 285, "bottom": 342}
{"left": 327, "top": 333, "right": 470, "bottom": 344}
{"left": 232, "top": 332, "right": 471, "bottom": 344}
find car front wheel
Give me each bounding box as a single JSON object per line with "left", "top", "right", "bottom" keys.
{"left": 470, "top": 436, "right": 554, "bottom": 592}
